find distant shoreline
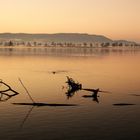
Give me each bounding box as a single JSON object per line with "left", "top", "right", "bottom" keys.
{"left": 0, "top": 46, "right": 140, "bottom": 50}
{"left": 0, "top": 46, "right": 139, "bottom": 56}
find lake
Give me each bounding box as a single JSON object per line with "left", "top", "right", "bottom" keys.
{"left": 0, "top": 47, "right": 140, "bottom": 140}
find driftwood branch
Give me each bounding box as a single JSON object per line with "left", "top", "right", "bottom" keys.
{"left": 65, "top": 76, "right": 82, "bottom": 99}
{"left": 0, "top": 80, "right": 19, "bottom": 102}
{"left": 0, "top": 80, "right": 19, "bottom": 94}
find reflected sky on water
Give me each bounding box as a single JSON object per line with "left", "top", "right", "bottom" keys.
{"left": 0, "top": 47, "right": 140, "bottom": 140}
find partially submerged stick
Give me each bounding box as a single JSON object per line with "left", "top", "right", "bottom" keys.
{"left": 82, "top": 88, "right": 111, "bottom": 94}
{"left": 18, "top": 78, "right": 35, "bottom": 103}
{"left": 13, "top": 102, "right": 77, "bottom": 107}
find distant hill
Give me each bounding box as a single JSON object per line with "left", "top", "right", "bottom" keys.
{"left": 0, "top": 33, "right": 112, "bottom": 43}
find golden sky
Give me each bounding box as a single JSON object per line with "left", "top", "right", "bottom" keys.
{"left": 0, "top": 0, "right": 140, "bottom": 42}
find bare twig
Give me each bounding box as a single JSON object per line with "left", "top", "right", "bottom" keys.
{"left": 18, "top": 78, "right": 35, "bottom": 103}
{"left": 0, "top": 81, "right": 19, "bottom": 95}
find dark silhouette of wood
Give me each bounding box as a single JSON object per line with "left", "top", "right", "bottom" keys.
{"left": 82, "top": 88, "right": 111, "bottom": 93}
{"left": 82, "top": 94, "right": 99, "bottom": 103}
{"left": 65, "top": 86, "right": 80, "bottom": 99}
{"left": 65, "top": 76, "right": 112, "bottom": 103}
{"left": 82, "top": 88, "right": 111, "bottom": 103}
{"left": 66, "top": 76, "right": 82, "bottom": 90}
{"left": 50, "top": 70, "right": 68, "bottom": 74}
{"left": 0, "top": 80, "right": 19, "bottom": 95}
{"left": 83, "top": 88, "right": 100, "bottom": 95}
{"left": 113, "top": 103, "right": 136, "bottom": 106}
{"left": 82, "top": 88, "right": 100, "bottom": 103}
{"left": 12, "top": 103, "right": 77, "bottom": 107}
{"left": 18, "top": 78, "right": 35, "bottom": 103}
{"left": 0, "top": 80, "right": 19, "bottom": 102}
{"left": 65, "top": 76, "right": 82, "bottom": 99}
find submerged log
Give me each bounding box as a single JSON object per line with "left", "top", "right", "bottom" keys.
{"left": 113, "top": 103, "right": 136, "bottom": 106}
{"left": 12, "top": 102, "right": 78, "bottom": 107}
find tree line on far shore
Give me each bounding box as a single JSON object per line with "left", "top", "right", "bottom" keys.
{"left": 0, "top": 40, "right": 139, "bottom": 47}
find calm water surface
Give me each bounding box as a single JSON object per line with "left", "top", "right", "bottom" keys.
{"left": 0, "top": 47, "right": 140, "bottom": 140}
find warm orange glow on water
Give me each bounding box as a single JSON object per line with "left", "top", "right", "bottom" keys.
{"left": 0, "top": 48, "right": 140, "bottom": 139}
{"left": 0, "top": 48, "right": 140, "bottom": 102}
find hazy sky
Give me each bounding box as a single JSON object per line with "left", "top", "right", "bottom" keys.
{"left": 0, "top": 0, "right": 140, "bottom": 42}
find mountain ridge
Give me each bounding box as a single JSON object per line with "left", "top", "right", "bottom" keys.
{"left": 0, "top": 33, "right": 112, "bottom": 43}
{"left": 0, "top": 33, "right": 137, "bottom": 44}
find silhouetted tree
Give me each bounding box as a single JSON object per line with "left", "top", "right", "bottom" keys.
{"left": 83, "top": 42, "right": 87, "bottom": 47}
{"left": 8, "top": 41, "right": 14, "bottom": 46}
{"left": 118, "top": 43, "right": 123, "bottom": 46}
{"left": 90, "top": 43, "right": 93, "bottom": 47}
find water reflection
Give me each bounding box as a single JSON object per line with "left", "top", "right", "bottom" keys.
{"left": 65, "top": 86, "right": 81, "bottom": 99}
{"left": 20, "top": 106, "right": 34, "bottom": 129}
{"left": 64, "top": 76, "right": 108, "bottom": 103}
{"left": 14, "top": 78, "right": 78, "bottom": 106}
{"left": 82, "top": 88, "right": 100, "bottom": 103}
{"left": 0, "top": 47, "right": 140, "bottom": 140}
{"left": 0, "top": 91, "right": 19, "bottom": 102}
{"left": 0, "top": 46, "right": 140, "bottom": 56}
{"left": 82, "top": 88, "right": 111, "bottom": 103}
{"left": 82, "top": 94, "right": 99, "bottom": 103}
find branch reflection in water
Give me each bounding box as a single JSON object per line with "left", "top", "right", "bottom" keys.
{"left": 65, "top": 76, "right": 109, "bottom": 103}
{"left": 82, "top": 88, "right": 100, "bottom": 103}
{"left": 82, "top": 88, "right": 111, "bottom": 103}
{"left": 20, "top": 106, "right": 34, "bottom": 129}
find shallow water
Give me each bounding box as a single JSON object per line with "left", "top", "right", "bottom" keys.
{"left": 0, "top": 47, "right": 140, "bottom": 140}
